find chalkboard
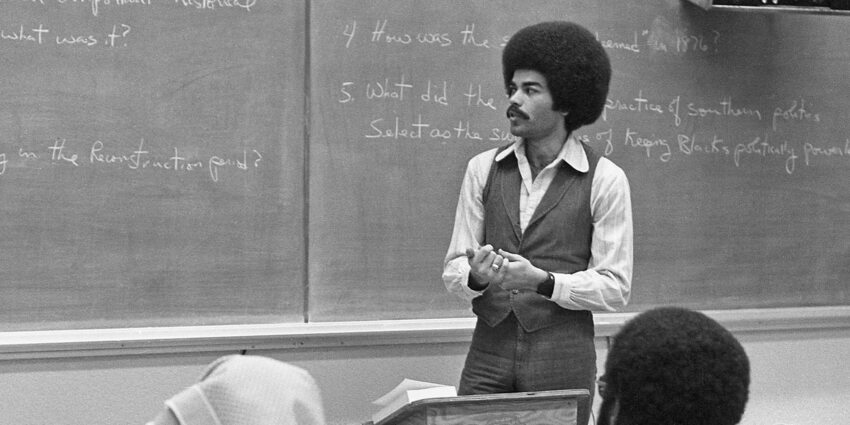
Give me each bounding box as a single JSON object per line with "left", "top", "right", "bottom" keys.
{"left": 309, "top": 0, "right": 850, "bottom": 321}
{"left": 3, "top": 0, "right": 848, "bottom": 333}
{"left": 0, "top": 1, "right": 306, "bottom": 331}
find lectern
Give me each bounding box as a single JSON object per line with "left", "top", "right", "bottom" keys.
{"left": 370, "top": 389, "right": 589, "bottom": 425}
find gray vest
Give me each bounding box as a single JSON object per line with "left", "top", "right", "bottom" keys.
{"left": 472, "top": 143, "right": 599, "bottom": 333}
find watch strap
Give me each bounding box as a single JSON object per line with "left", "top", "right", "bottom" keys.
{"left": 536, "top": 272, "right": 555, "bottom": 298}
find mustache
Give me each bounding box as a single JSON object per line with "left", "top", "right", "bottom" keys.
{"left": 507, "top": 105, "right": 528, "bottom": 120}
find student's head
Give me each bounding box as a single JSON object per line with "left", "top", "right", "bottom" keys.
{"left": 502, "top": 21, "right": 611, "bottom": 134}
{"left": 598, "top": 307, "right": 750, "bottom": 425}
{"left": 147, "top": 355, "right": 325, "bottom": 425}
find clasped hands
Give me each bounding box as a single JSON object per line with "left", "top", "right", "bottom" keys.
{"left": 466, "top": 244, "right": 548, "bottom": 291}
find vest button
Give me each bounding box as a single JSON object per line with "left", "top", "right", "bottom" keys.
{"left": 511, "top": 289, "right": 519, "bottom": 294}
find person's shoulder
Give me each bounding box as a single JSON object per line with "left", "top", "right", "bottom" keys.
{"left": 472, "top": 146, "right": 501, "bottom": 161}
{"left": 594, "top": 155, "right": 629, "bottom": 186}
{"left": 466, "top": 146, "right": 501, "bottom": 170}
{"left": 596, "top": 155, "right": 625, "bottom": 175}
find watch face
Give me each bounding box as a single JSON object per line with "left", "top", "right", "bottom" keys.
{"left": 537, "top": 273, "right": 555, "bottom": 297}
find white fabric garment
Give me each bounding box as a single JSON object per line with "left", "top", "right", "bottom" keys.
{"left": 147, "top": 355, "right": 325, "bottom": 425}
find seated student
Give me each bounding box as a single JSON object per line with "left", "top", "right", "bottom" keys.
{"left": 146, "top": 354, "right": 325, "bottom": 425}
{"left": 597, "top": 307, "right": 750, "bottom": 425}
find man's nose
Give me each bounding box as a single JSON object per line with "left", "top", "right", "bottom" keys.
{"left": 508, "top": 90, "right": 523, "bottom": 105}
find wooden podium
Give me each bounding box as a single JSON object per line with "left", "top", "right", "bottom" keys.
{"left": 370, "top": 389, "right": 589, "bottom": 425}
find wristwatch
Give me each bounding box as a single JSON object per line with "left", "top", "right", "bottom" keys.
{"left": 536, "top": 272, "right": 555, "bottom": 298}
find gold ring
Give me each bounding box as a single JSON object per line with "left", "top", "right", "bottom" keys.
{"left": 491, "top": 263, "right": 500, "bottom": 271}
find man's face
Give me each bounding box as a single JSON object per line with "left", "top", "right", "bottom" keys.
{"left": 506, "top": 69, "right": 565, "bottom": 141}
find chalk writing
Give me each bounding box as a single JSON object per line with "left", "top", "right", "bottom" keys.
{"left": 343, "top": 20, "right": 357, "bottom": 48}
{"left": 624, "top": 128, "right": 672, "bottom": 162}
{"left": 0, "top": 138, "right": 263, "bottom": 183}
{"left": 174, "top": 0, "right": 257, "bottom": 13}
{"left": 733, "top": 135, "right": 798, "bottom": 174}
{"left": 6, "top": 0, "right": 253, "bottom": 18}
{"left": 597, "top": 32, "right": 641, "bottom": 53}
{"left": 336, "top": 76, "right": 504, "bottom": 110}
{"left": 678, "top": 133, "right": 730, "bottom": 157}
{"left": 573, "top": 25, "right": 719, "bottom": 56}
{"left": 675, "top": 28, "right": 720, "bottom": 53}
{"left": 644, "top": 17, "right": 721, "bottom": 55}
{"left": 208, "top": 149, "right": 261, "bottom": 183}
{"left": 343, "top": 19, "right": 720, "bottom": 57}
{"left": 420, "top": 80, "right": 448, "bottom": 106}
{"left": 365, "top": 115, "right": 484, "bottom": 141}
{"left": 0, "top": 23, "right": 48, "bottom": 45}
{"left": 803, "top": 139, "right": 850, "bottom": 167}
{"left": 349, "top": 20, "right": 496, "bottom": 51}
{"left": 335, "top": 60, "right": 844, "bottom": 175}
{"left": 687, "top": 97, "right": 762, "bottom": 122}
{"left": 773, "top": 99, "right": 821, "bottom": 131}
{"left": 369, "top": 20, "right": 451, "bottom": 47}
{"left": 338, "top": 81, "right": 354, "bottom": 103}
{"left": 365, "top": 75, "right": 412, "bottom": 101}
{"left": 18, "top": 0, "right": 153, "bottom": 18}
{"left": 0, "top": 23, "right": 134, "bottom": 48}
{"left": 464, "top": 84, "right": 497, "bottom": 111}
{"left": 329, "top": 15, "right": 848, "bottom": 180}
{"left": 574, "top": 126, "right": 820, "bottom": 175}
{"left": 55, "top": 31, "right": 98, "bottom": 46}
{"left": 106, "top": 24, "right": 131, "bottom": 47}
{"left": 459, "top": 24, "right": 490, "bottom": 49}
{"left": 604, "top": 92, "right": 766, "bottom": 128}
{"left": 596, "top": 25, "right": 721, "bottom": 55}
{"left": 604, "top": 91, "right": 666, "bottom": 118}
{"left": 18, "top": 148, "right": 38, "bottom": 160}
{"left": 48, "top": 138, "right": 80, "bottom": 166}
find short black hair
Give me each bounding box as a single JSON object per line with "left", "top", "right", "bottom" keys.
{"left": 502, "top": 21, "right": 611, "bottom": 133}
{"left": 602, "top": 307, "right": 750, "bottom": 425}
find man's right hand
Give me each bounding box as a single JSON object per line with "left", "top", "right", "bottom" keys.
{"left": 466, "top": 244, "right": 507, "bottom": 288}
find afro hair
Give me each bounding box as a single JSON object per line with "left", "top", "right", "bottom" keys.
{"left": 502, "top": 21, "right": 611, "bottom": 133}
{"left": 602, "top": 307, "right": 750, "bottom": 425}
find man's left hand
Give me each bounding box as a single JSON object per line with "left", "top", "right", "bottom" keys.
{"left": 496, "top": 249, "right": 549, "bottom": 291}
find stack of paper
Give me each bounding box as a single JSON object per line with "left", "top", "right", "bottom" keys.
{"left": 371, "top": 378, "right": 457, "bottom": 424}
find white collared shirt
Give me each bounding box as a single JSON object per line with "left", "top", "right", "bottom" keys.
{"left": 442, "top": 136, "right": 633, "bottom": 311}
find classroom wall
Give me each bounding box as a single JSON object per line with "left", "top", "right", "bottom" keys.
{"left": 1, "top": 324, "right": 848, "bottom": 425}
{"left": 0, "top": 3, "right": 847, "bottom": 424}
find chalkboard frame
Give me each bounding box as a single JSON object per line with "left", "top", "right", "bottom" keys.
{"left": 1, "top": 306, "right": 848, "bottom": 359}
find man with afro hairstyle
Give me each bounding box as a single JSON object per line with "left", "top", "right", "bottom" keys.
{"left": 443, "top": 21, "right": 632, "bottom": 425}
{"left": 597, "top": 307, "right": 750, "bottom": 425}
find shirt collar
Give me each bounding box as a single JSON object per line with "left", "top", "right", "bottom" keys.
{"left": 495, "top": 135, "right": 589, "bottom": 173}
